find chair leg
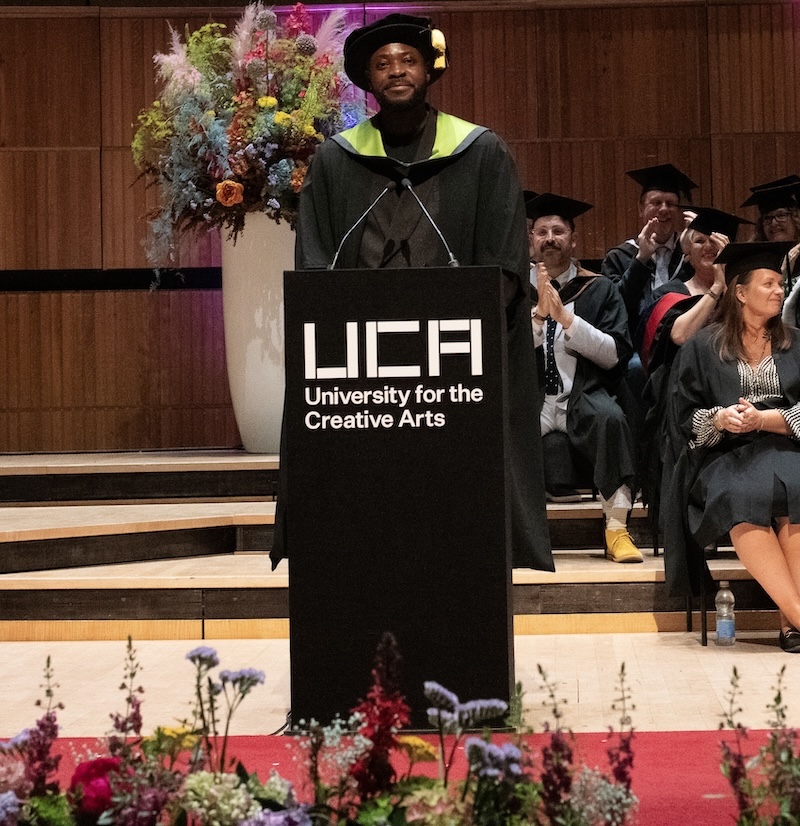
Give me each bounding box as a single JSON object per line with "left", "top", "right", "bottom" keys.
{"left": 700, "top": 576, "right": 708, "bottom": 646}
{"left": 685, "top": 595, "right": 693, "bottom": 632}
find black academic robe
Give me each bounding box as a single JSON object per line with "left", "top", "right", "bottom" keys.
{"left": 534, "top": 267, "right": 636, "bottom": 499}
{"left": 638, "top": 280, "right": 701, "bottom": 509}
{"left": 663, "top": 326, "right": 800, "bottom": 596}
{"left": 274, "top": 109, "right": 553, "bottom": 571}
{"left": 601, "top": 237, "right": 690, "bottom": 341}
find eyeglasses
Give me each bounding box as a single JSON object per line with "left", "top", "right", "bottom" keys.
{"left": 763, "top": 210, "right": 792, "bottom": 225}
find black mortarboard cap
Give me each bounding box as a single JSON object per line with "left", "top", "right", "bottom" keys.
{"left": 686, "top": 207, "right": 753, "bottom": 242}
{"left": 740, "top": 175, "right": 800, "bottom": 212}
{"left": 715, "top": 241, "right": 795, "bottom": 283}
{"left": 525, "top": 192, "right": 593, "bottom": 223}
{"left": 625, "top": 163, "right": 699, "bottom": 199}
{"left": 343, "top": 13, "right": 449, "bottom": 91}
{"left": 523, "top": 190, "right": 539, "bottom": 206}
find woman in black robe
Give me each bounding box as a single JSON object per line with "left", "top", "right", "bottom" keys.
{"left": 637, "top": 209, "right": 738, "bottom": 517}
{"left": 663, "top": 241, "right": 800, "bottom": 651}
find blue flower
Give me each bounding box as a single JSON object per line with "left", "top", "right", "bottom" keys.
{"left": 0, "top": 729, "right": 30, "bottom": 752}
{"left": 0, "top": 791, "right": 20, "bottom": 823}
{"left": 219, "top": 668, "right": 265, "bottom": 688}
{"left": 423, "top": 681, "right": 459, "bottom": 711}
{"left": 186, "top": 646, "right": 219, "bottom": 668}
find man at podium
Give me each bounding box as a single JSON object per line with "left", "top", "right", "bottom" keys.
{"left": 279, "top": 13, "right": 553, "bottom": 571}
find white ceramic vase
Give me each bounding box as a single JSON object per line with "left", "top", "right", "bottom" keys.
{"left": 221, "top": 212, "right": 294, "bottom": 453}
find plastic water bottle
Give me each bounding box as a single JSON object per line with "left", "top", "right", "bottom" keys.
{"left": 715, "top": 581, "right": 735, "bottom": 646}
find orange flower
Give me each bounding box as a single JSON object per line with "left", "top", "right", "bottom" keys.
{"left": 216, "top": 180, "right": 244, "bottom": 207}
{"left": 290, "top": 164, "right": 307, "bottom": 193}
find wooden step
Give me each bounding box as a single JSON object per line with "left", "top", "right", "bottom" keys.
{"left": 0, "top": 450, "right": 279, "bottom": 504}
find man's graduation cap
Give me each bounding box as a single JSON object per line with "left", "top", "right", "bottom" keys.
{"left": 343, "top": 13, "right": 449, "bottom": 91}
{"left": 715, "top": 241, "right": 795, "bottom": 283}
{"left": 686, "top": 207, "right": 753, "bottom": 242}
{"left": 525, "top": 192, "right": 593, "bottom": 225}
{"left": 626, "top": 163, "right": 698, "bottom": 200}
{"left": 740, "top": 175, "right": 800, "bottom": 213}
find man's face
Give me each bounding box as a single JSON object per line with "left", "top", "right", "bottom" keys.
{"left": 531, "top": 215, "right": 576, "bottom": 272}
{"left": 366, "top": 42, "right": 430, "bottom": 111}
{"left": 639, "top": 189, "right": 681, "bottom": 243}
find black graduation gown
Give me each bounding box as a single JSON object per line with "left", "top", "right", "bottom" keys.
{"left": 534, "top": 268, "right": 636, "bottom": 499}
{"left": 638, "top": 280, "right": 700, "bottom": 509}
{"left": 663, "top": 326, "right": 800, "bottom": 597}
{"left": 601, "top": 238, "right": 690, "bottom": 340}
{"left": 273, "top": 110, "right": 553, "bottom": 571}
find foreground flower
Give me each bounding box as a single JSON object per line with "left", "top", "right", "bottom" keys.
{"left": 69, "top": 756, "right": 121, "bottom": 818}
{"left": 182, "top": 771, "right": 261, "bottom": 826}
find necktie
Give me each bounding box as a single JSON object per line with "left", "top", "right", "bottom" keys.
{"left": 654, "top": 246, "right": 670, "bottom": 287}
{"left": 544, "top": 318, "right": 562, "bottom": 395}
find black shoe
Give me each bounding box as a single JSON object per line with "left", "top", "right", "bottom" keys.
{"left": 779, "top": 628, "right": 800, "bottom": 653}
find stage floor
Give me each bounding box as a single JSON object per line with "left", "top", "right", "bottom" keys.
{"left": 2, "top": 631, "right": 798, "bottom": 738}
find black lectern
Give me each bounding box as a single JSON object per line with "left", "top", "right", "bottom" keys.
{"left": 282, "top": 266, "right": 513, "bottom": 728}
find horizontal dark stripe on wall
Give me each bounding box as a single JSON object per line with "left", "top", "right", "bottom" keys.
{"left": 0, "top": 269, "right": 222, "bottom": 291}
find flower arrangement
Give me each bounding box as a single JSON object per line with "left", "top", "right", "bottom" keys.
{"left": 0, "top": 636, "right": 639, "bottom": 826}
{"left": 132, "top": 2, "right": 367, "bottom": 264}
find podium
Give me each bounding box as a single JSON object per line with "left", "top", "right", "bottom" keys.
{"left": 282, "top": 266, "right": 514, "bottom": 728}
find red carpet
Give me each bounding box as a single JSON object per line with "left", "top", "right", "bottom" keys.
{"left": 54, "top": 729, "right": 768, "bottom": 824}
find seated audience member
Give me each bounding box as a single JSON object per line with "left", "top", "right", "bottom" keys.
{"left": 637, "top": 208, "right": 748, "bottom": 517}
{"left": 663, "top": 241, "right": 800, "bottom": 651}
{"left": 742, "top": 175, "right": 800, "bottom": 245}
{"left": 602, "top": 164, "right": 699, "bottom": 474}
{"left": 602, "top": 163, "right": 699, "bottom": 338}
{"left": 529, "top": 193, "right": 641, "bottom": 563}
{"left": 641, "top": 208, "right": 750, "bottom": 374}
{"left": 741, "top": 177, "right": 800, "bottom": 326}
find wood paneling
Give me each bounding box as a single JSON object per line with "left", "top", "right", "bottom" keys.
{"left": 0, "top": 150, "right": 102, "bottom": 269}
{"left": 0, "top": 15, "right": 100, "bottom": 148}
{"left": 0, "top": 291, "right": 240, "bottom": 451}
{"left": 708, "top": 2, "right": 800, "bottom": 135}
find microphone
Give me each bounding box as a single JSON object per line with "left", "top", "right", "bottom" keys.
{"left": 399, "top": 177, "right": 460, "bottom": 267}
{"left": 329, "top": 181, "right": 397, "bottom": 270}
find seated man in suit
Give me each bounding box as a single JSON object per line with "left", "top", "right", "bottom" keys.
{"left": 530, "top": 192, "right": 642, "bottom": 563}
{"left": 602, "top": 163, "right": 698, "bottom": 338}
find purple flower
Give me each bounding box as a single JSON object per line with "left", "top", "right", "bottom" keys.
{"left": 459, "top": 698, "right": 508, "bottom": 728}
{"left": 0, "top": 790, "right": 20, "bottom": 825}
{"left": 423, "top": 682, "right": 459, "bottom": 711}
{"left": 0, "top": 731, "right": 30, "bottom": 753}
{"left": 219, "top": 668, "right": 265, "bottom": 687}
{"left": 186, "top": 647, "right": 219, "bottom": 668}
{"left": 241, "top": 809, "right": 312, "bottom": 826}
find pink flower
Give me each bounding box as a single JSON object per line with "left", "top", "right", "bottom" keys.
{"left": 69, "top": 757, "right": 121, "bottom": 820}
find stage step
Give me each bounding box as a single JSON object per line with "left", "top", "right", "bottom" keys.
{"left": 0, "top": 451, "right": 776, "bottom": 641}
{"left": 0, "top": 451, "right": 279, "bottom": 504}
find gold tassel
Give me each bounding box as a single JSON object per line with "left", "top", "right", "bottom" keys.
{"left": 430, "top": 28, "right": 447, "bottom": 70}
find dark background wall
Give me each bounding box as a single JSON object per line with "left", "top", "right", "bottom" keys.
{"left": 2, "top": 0, "right": 799, "bottom": 451}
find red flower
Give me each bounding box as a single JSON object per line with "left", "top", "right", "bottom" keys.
{"left": 69, "top": 757, "right": 121, "bottom": 820}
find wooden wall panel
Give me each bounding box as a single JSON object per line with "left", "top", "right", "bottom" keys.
{"left": 0, "top": 15, "right": 100, "bottom": 148}
{"left": 0, "top": 150, "right": 102, "bottom": 269}
{"left": 708, "top": 2, "right": 800, "bottom": 135}
{"left": 0, "top": 291, "right": 239, "bottom": 452}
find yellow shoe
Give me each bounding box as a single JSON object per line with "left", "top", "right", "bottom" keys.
{"left": 604, "top": 529, "right": 644, "bottom": 563}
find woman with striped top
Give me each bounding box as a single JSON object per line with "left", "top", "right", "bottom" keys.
{"left": 663, "top": 241, "right": 800, "bottom": 652}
